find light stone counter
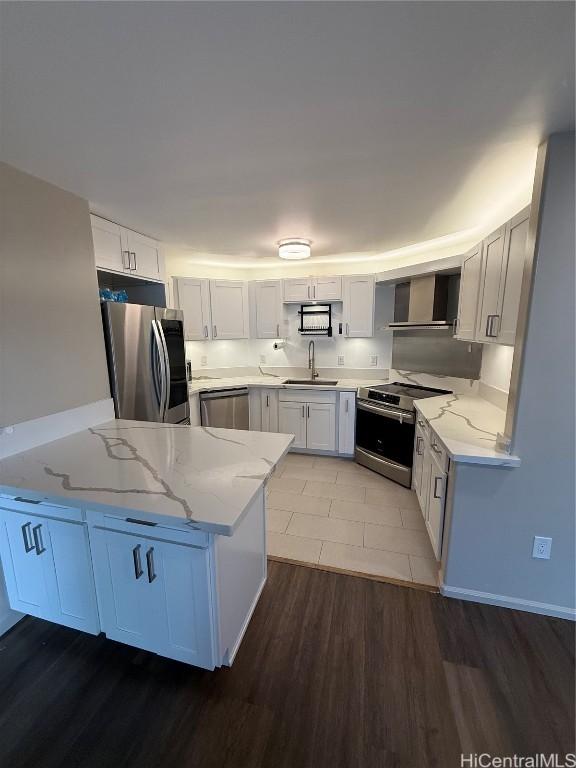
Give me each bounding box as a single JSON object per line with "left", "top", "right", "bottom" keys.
{"left": 188, "top": 375, "right": 388, "bottom": 395}
{"left": 0, "top": 420, "right": 294, "bottom": 534}
{"left": 414, "top": 394, "right": 520, "bottom": 467}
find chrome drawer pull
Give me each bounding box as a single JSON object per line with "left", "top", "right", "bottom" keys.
{"left": 431, "top": 442, "right": 442, "bottom": 454}
{"left": 433, "top": 476, "right": 443, "bottom": 499}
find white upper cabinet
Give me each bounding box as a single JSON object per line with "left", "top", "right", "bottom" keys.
{"left": 454, "top": 243, "right": 483, "bottom": 341}
{"left": 342, "top": 275, "right": 375, "bottom": 337}
{"left": 283, "top": 278, "right": 314, "bottom": 303}
{"left": 174, "top": 278, "right": 212, "bottom": 340}
{"left": 90, "top": 214, "right": 128, "bottom": 273}
{"left": 210, "top": 280, "right": 250, "bottom": 339}
{"left": 454, "top": 206, "right": 530, "bottom": 346}
{"left": 282, "top": 277, "right": 342, "bottom": 303}
{"left": 254, "top": 281, "right": 283, "bottom": 338}
{"left": 91, "top": 214, "right": 163, "bottom": 282}
{"left": 476, "top": 225, "right": 507, "bottom": 343}
{"left": 496, "top": 207, "right": 530, "bottom": 346}
{"left": 123, "top": 229, "right": 162, "bottom": 281}
{"left": 313, "top": 276, "right": 342, "bottom": 301}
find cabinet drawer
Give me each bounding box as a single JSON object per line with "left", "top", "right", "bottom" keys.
{"left": 0, "top": 495, "right": 83, "bottom": 522}
{"left": 278, "top": 389, "right": 337, "bottom": 404}
{"left": 428, "top": 430, "right": 449, "bottom": 472}
{"left": 97, "top": 513, "right": 210, "bottom": 548}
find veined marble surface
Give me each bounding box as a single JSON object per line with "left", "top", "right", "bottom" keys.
{"left": 414, "top": 394, "right": 520, "bottom": 466}
{"left": 188, "top": 375, "right": 388, "bottom": 395}
{"left": 0, "top": 420, "right": 294, "bottom": 534}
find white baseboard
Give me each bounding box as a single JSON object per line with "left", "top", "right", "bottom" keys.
{"left": 441, "top": 584, "right": 576, "bottom": 621}
{"left": 0, "top": 398, "right": 115, "bottom": 458}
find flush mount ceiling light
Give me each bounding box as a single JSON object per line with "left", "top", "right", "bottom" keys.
{"left": 278, "top": 238, "right": 312, "bottom": 260}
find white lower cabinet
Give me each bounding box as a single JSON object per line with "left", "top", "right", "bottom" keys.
{"left": 278, "top": 401, "right": 308, "bottom": 449}
{"left": 0, "top": 503, "right": 99, "bottom": 634}
{"left": 91, "top": 528, "right": 215, "bottom": 668}
{"left": 338, "top": 392, "right": 356, "bottom": 456}
{"left": 278, "top": 390, "right": 337, "bottom": 452}
{"left": 260, "top": 388, "right": 279, "bottom": 433}
{"left": 412, "top": 418, "right": 448, "bottom": 561}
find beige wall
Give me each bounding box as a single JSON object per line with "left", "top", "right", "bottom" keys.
{"left": 0, "top": 162, "right": 110, "bottom": 426}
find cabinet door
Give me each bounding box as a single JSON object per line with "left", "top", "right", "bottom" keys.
{"left": 278, "top": 401, "right": 307, "bottom": 449}
{"left": 412, "top": 425, "right": 426, "bottom": 497}
{"left": 283, "top": 278, "right": 311, "bottom": 303}
{"left": 426, "top": 464, "right": 446, "bottom": 561}
{"left": 91, "top": 214, "right": 129, "bottom": 273}
{"left": 261, "top": 389, "right": 279, "bottom": 433}
{"left": 151, "top": 540, "right": 215, "bottom": 669}
{"left": 255, "top": 281, "right": 282, "bottom": 338}
{"left": 210, "top": 281, "right": 250, "bottom": 339}
{"left": 313, "top": 277, "right": 342, "bottom": 301}
{"left": 455, "top": 244, "right": 483, "bottom": 341}
{"left": 476, "top": 226, "right": 506, "bottom": 343}
{"left": 174, "top": 278, "right": 212, "bottom": 340}
{"left": 0, "top": 509, "right": 54, "bottom": 620}
{"left": 496, "top": 208, "right": 530, "bottom": 346}
{"left": 306, "top": 403, "right": 336, "bottom": 452}
{"left": 125, "top": 229, "right": 162, "bottom": 281}
{"left": 90, "top": 528, "right": 162, "bottom": 654}
{"left": 417, "top": 449, "right": 432, "bottom": 519}
{"left": 338, "top": 392, "right": 356, "bottom": 455}
{"left": 343, "top": 276, "right": 375, "bottom": 337}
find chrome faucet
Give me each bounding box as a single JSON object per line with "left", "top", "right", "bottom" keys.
{"left": 308, "top": 340, "right": 319, "bottom": 380}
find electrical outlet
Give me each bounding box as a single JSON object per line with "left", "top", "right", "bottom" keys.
{"left": 337, "top": 355, "right": 345, "bottom": 366}
{"left": 370, "top": 355, "right": 378, "bottom": 367}
{"left": 532, "top": 536, "right": 552, "bottom": 559}
{"left": 260, "top": 354, "right": 266, "bottom": 364}
{"left": 200, "top": 355, "right": 208, "bottom": 367}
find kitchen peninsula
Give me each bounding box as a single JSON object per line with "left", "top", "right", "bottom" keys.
{"left": 0, "top": 420, "right": 293, "bottom": 669}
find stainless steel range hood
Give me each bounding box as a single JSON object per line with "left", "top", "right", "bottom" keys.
{"left": 388, "top": 274, "right": 459, "bottom": 330}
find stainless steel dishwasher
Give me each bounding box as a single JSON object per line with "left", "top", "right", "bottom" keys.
{"left": 199, "top": 388, "right": 250, "bottom": 430}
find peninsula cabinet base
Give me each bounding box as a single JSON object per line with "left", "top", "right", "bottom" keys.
{"left": 0, "top": 490, "right": 267, "bottom": 670}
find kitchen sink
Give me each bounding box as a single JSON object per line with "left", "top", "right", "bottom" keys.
{"left": 283, "top": 379, "right": 339, "bottom": 386}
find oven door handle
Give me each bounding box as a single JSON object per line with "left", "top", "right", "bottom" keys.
{"left": 356, "top": 400, "right": 415, "bottom": 424}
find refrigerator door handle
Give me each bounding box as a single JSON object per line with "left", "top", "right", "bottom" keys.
{"left": 151, "top": 320, "right": 168, "bottom": 420}
{"left": 156, "top": 320, "right": 171, "bottom": 422}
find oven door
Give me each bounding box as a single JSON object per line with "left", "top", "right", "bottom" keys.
{"left": 354, "top": 400, "right": 415, "bottom": 486}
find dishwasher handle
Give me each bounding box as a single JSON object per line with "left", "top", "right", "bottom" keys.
{"left": 199, "top": 388, "right": 249, "bottom": 400}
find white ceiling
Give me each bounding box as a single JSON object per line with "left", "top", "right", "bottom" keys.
{"left": 1, "top": 2, "right": 574, "bottom": 268}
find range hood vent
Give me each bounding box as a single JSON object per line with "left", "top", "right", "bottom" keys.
{"left": 388, "top": 274, "right": 459, "bottom": 330}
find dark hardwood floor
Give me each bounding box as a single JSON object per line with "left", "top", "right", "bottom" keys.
{"left": 0, "top": 561, "right": 574, "bottom": 768}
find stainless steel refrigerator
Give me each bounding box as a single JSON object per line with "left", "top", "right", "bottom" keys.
{"left": 101, "top": 302, "right": 190, "bottom": 424}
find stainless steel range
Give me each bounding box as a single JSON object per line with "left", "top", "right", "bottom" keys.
{"left": 355, "top": 382, "right": 451, "bottom": 488}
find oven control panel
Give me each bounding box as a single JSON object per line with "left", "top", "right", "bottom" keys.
{"left": 367, "top": 390, "right": 401, "bottom": 406}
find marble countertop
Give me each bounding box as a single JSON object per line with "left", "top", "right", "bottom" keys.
{"left": 414, "top": 394, "right": 520, "bottom": 466}
{"left": 188, "top": 376, "right": 387, "bottom": 395}
{"left": 0, "top": 420, "right": 294, "bottom": 534}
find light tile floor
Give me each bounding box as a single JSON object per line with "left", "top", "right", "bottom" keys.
{"left": 266, "top": 453, "right": 439, "bottom": 588}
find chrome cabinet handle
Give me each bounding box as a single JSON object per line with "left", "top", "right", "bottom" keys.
{"left": 307, "top": 405, "right": 310, "bottom": 418}
{"left": 485, "top": 315, "right": 492, "bottom": 336}
{"left": 276, "top": 323, "right": 280, "bottom": 337}
{"left": 213, "top": 325, "right": 217, "bottom": 337}
{"left": 418, "top": 419, "right": 425, "bottom": 428}
{"left": 453, "top": 317, "right": 459, "bottom": 335}
{"left": 146, "top": 547, "right": 157, "bottom": 583}
{"left": 301, "top": 405, "right": 305, "bottom": 418}
{"left": 346, "top": 323, "right": 349, "bottom": 336}
{"left": 345, "top": 398, "right": 349, "bottom": 413}
{"left": 489, "top": 314, "right": 500, "bottom": 337}
{"left": 266, "top": 394, "right": 270, "bottom": 407}
{"left": 132, "top": 252, "right": 137, "bottom": 271}
{"left": 21, "top": 522, "right": 34, "bottom": 553}
{"left": 431, "top": 442, "right": 442, "bottom": 454}
{"left": 416, "top": 437, "right": 423, "bottom": 456}
{"left": 32, "top": 524, "right": 46, "bottom": 555}
{"left": 132, "top": 545, "right": 144, "bottom": 579}
{"left": 204, "top": 325, "right": 208, "bottom": 338}
{"left": 313, "top": 285, "right": 316, "bottom": 299}
{"left": 433, "top": 476, "right": 443, "bottom": 499}
{"left": 307, "top": 285, "right": 310, "bottom": 299}
{"left": 122, "top": 250, "right": 131, "bottom": 270}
